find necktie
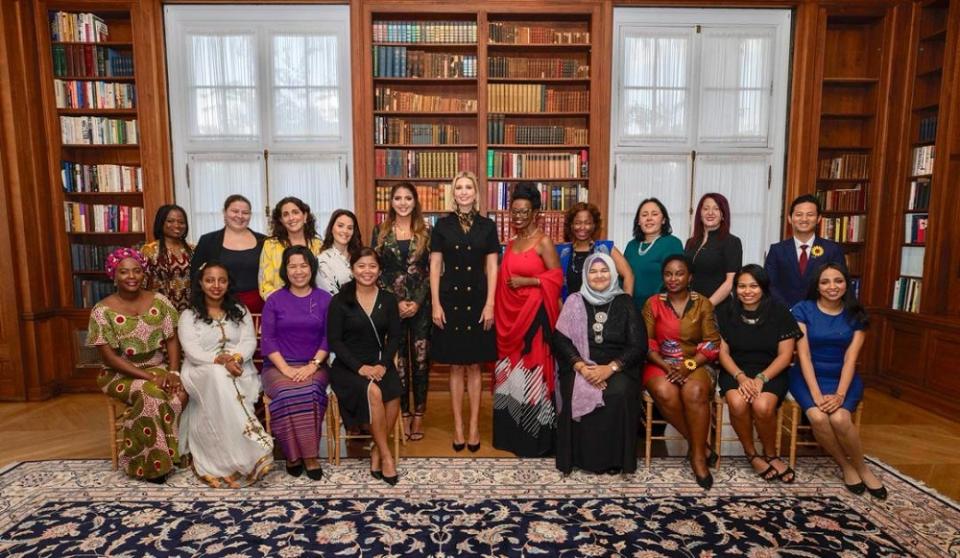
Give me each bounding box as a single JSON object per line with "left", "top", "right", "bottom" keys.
{"left": 799, "top": 244, "right": 809, "bottom": 276}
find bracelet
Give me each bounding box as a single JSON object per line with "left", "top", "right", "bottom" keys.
{"left": 232, "top": 354, "right": 243, "bottom": 364}
{"left": 757, "top": 372, "right": 769, "bottom": 384}
{"left": 734, "top": 371, "right": 745, "bottom": 380}
{"left": 168, "top": 370, "right": 180, "bottom": 377}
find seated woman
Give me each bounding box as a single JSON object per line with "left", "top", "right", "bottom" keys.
{"left": 260, "top": 246, "right": 332, "bottom": 480}
{"left": 717, "top": 264, "right": 801, "bottom": 483}
{"left": 328, "top": 248, "right": 403, "bottom": 486}
{"left": 86, "top": 247, "right": 184, "bottom": 483}
{"left": 642, "top": 254, "right": 720, "bottom": 489}
{"left": 790, "top": 263, "right": 886, "bottom": 499}
{"left": 552, "top": 253, "right": 646, "bottom": 475}
{"left": 178, "top": 262, "right": 273, "bottom": 488}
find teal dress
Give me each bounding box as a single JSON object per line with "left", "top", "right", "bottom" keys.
{"left": 623, "top": 234, "right": 684, "bottom": 311}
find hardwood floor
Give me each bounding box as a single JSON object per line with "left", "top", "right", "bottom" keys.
{"left": 1, "top": 388, "right": 957, "bottom": 500}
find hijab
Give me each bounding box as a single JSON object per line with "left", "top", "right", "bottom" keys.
{"left": 579, "top": 252, "right": 624, "bottom": 306}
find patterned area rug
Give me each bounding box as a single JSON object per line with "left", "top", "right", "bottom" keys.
{"left": 0, "top": 457, "right": 956, "bottom": 557}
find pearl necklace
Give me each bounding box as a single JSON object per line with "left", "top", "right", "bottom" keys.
{"left": 637, "top": 235, "right": 660, "bottom": 256}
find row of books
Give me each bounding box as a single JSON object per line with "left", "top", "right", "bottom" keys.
{"left": 375, "top": 212, "right": 443, "bottom": 229}
{"left": 892, "top": 277, "right": 921, "bottom": 313}
{"left": 373, "top": 87, "right": 477, "bottom": 113}
{"left": 61, "top": 162, "right": 142, "bottom": 193}
{"left": 818, "top": 215, "right": 866, "bottom": 243}
{"left": 73, "top": 278, "right": 114, "bottom": 308}
{"left": 911, "top": 145, "right": 935, "bottom": 176}
{"left": 64, "top": 203, "right": 144, "bottom": 233}
{"left": 49, "top": 11, "right": 108, "bottom": 43}
{"left": 487, "top": 117, "right": 588, "bottom": 144}
{"left": 375, "top": 184, "right": 455, "bottom": 213}
{"left": 907, "top": 178, "right": 931, "bottom": 211}
{"left": 54, "top": 79, "right": 135, "bottom": 110}
{"left": 487, "top": 84, "right": 589, "bottom": 113}
{"left": 374, "top": 150, "right": 477, "bottom": 179}
{"left": 488, "top": 56, "right": 589, "bottom": 79}
{"left": 815, "top": 187, "right": 866, "bottom": 212}
{"left": 817, "top": 153, "right": 870, "bottom": 180}
{"left": 373, "top": 47, "right": 477, "bottom": 78}
{"left": 487, "top": 151, "right": 588, "bottom": 179}
{"left": 51, "top": 45, "right": 133, "bottom": 78}
{"left": 491, "top": 211, "right": 565, "bottom": 245}
{"left": 372, "top": 21, "right": 477, "bottom": 44}
{"left": 374, "top": 117, "right": 467, "bottom": 145}
{"left": 60, "top": 116, "right": 137, "bottom": 145}
{"left": 904, "top": 214, "right": 928, "bottom": 244}
{"left": 487, "top": 181, "right": 588, "bottom": 212}
{"left": 917, "top": 115, "right": 937, "bottom": 143}
{"left": 489, "top": 23, "right": 590, "bottom": 45}
{"left": 849, "top": 278, "right": 862, "bottom": 301}
{"left": 70, "top": 243, "right": 124, "bottom": 272}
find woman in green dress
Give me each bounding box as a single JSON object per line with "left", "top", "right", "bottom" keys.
{"left": 624, "top": 198, "right": 685, "bottom": 312}
{"left": 87, "top": 247, "right": 185, "bottom": 483}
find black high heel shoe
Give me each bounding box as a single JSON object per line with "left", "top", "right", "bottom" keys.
{"left": 844, "top": 481, "right": 866, "bottom": 495}
{"left": 382, "top": 473, "right": 399, "bottom": 486}
{"left": 452, "top": 441, "right": 466, "bottom": 452}
{"left": 867, "top": 484, "right": 888, "bottom": 500}
{"left": 467, "top": 442, "right": 480, "bottom": 452}
{"left": 285, "top": 462, "right": 304, "bottom": 478}
{"left": 695, "top": 470, "right": 714, "bottom": 490}
{"left": 305, "top": 466, "right": 324, "bottom": 481}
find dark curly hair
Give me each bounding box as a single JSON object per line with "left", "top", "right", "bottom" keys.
{"left": 320, "top": 209, "right": 363, "bottom": 254}
{"left": 511, "top": 182, "right": 542, "bottom": 210}
{"left": 152, "top": 204, "right": 192, "bottom": 263}
{"left": 633, "top": 197, "right": 673, "bottom": 240}
{"left": 269, "top": 197, "right": 319, "bottom": 246}
{"left": 805, "top": 262, "right": 868, "bottom": 328}
{"left": 190, "top": 261, "right": 247, "bottom": 324}
{"left": 279, "top": 245, "right": 319, "bottom": 289}
{"left": 563, "top": 202, "right": 602, "bottom": 242}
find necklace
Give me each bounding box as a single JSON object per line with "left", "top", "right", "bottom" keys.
{"left": 516, "top": 228, "right": 539, "bottom": 240}
{"left": 591, "top": 300, "right": 615, "bottom": 344}
{"left": 636, "top": 235, "right": 660, "bottom": 256}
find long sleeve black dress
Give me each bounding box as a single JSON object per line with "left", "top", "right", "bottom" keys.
{"left": 327, "top": 288, "right": 403, "bottom": 427}
{"left": 551, "top": 294, "right": 647, "bottom": 474}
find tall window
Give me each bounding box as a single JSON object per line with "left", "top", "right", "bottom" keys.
{"left": 610, "top": 9, "right": 791, "bottom": 265}
{"left": 165, "top": 6, "right": 353, "bottom": 241}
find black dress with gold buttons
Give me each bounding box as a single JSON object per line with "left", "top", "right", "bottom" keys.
{"left": 430, "top": 212, "right": 499, "bottom": 363}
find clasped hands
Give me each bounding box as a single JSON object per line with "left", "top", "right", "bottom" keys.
{"left": 280, "top": 360, "right": 319, "bottom": 382}
{"left": 359, "top": 364, "right": 387, "bottom": 382}
{"left": 735, "top": 373, "right": 764, "bottom": 402}
{"left": 663, "top": 362, "right": 690, "bottom": 385}
{"left": 814, "top": 392, "right": 845, "bottom": 414}
{"left": 575, "top": 362, "right": 612, "bottom": 390}
{"left": 214, "top": 352, "right": 244, "bottom": 377}
{"left": 398, "top": 300, "right": 419, "bottom": 319}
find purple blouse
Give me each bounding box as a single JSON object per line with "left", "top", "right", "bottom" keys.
{"left": 260, "top": 287, "right": 331, "bottom": 363}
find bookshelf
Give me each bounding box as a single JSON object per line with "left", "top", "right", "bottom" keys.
{"left": 813, "top": 14, "right": 888, "bottom": 298}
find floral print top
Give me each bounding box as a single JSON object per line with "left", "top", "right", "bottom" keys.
{"left": 372, "top": 223, "right": 431, "bottom": 306}
{"left": 140, "top": 240, "right": 194, "bottom": 312}
{"left": 86, "top": 293, "right": 179, "bottom": 371}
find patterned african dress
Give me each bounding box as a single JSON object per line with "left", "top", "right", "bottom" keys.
{"left": 140, "top": 240, "right": 194, "bottom": 312}
{"left": 641, "top": 292, "right": 721, "bottom": 385}
{"left": 178, "top": 308, "right": 273, "bottom": 488}
{"left": 86, "top": 293, "right": 182, "bottom": 480}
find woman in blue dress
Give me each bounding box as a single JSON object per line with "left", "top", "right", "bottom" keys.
{"left": 789, "top": 263, "right": 885, "bottom": 499}
{"left": 555, "top": 203, "right": 633, "bottom": 301}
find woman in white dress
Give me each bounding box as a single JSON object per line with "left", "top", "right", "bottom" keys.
{"left": 316, "top": 209, "right": 362, "bottom": 295}
{"left": 179, "top": 261, "right": 273, "bottom": 488}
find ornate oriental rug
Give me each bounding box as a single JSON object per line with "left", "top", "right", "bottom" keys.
{"left": 0, "top": 457, "right": 956, "bottom": 557}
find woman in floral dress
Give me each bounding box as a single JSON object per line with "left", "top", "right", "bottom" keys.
{"left": 141, "top": 204, "right": 194, "bottom": 312}
{"left": 87, "top": 247, "right": 185, "bottom": 483}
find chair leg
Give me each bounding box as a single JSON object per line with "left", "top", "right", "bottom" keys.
{"left": 789, "top": 402, "right": 799, "bottom": 469}
{"left": 393, "top": 414, "right": 401, "bottom": 464}
{"left": 263, "top": 396, "right": 272, "bottom": 436}
{"left": 331, "top": 396, "right": 341, "bottom": 466}
{"left": 107, "top": 401, "right": 118, "bottom": 471}
{"left": 775, "top": 406, "right": 783, "bottom": 457}
{"left": 644, "top": 397, "right": 653, "bottom": 469}
{"left": 325, "top": 405, "right": 336, "bottom": 465}
{"left": 713, "top": 398, "right": 724, "bottom": 469}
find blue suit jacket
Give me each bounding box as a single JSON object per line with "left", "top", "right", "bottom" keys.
{"left": 764, "top": 237, "right": 847, "bottom": 308}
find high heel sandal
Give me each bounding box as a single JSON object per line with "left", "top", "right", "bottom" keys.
{"left": 764, "top": 455, "right": 796, "bottom": 484}
{"left": 694, "top": 470, "right": 714, "bottom": 490}
{"left": 407, "top": 412, "right": 425, "bottom": 442}
{"left": 746, "top": 453, "right": 777, "bottom": 481}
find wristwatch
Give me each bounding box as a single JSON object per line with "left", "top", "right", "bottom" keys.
{"left": 683, "top": 358, "right": 698, "bottom": 371}
{"left": 309, "top": 358, "right": 323, "bottom": 367}
{"left": 609, "top": 361, "right": 620, "bottom": 373}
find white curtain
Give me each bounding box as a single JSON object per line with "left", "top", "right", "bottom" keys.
{"left": 188, "top": 153, "right": 266, "bottom": 236}
{"left": 693, "top": 154, "right": 769, "bottom": 264}
{"left": 612, "top": 153, "right": 691, "bottom": 247}
{"left": 272, "top": 34, "right": 341, "bottom": 140}
{"left": 267, "top": 153, "right": 345, "bottom": 232}
{"left": 187, "top": 33, "right": 259, "bottom": 139}
{"left": 619, "top": 29, "right": 692, "bottom": 143}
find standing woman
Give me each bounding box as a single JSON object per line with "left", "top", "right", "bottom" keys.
{"left": 430, "top": 171, "right": 499, "bottom": 452}
{"left": 259, "top": 196, "right": 323, "bottom": 300}
{"left": 552, "top": 253, "right": 647, "bottom": 474}
{"left": 178, "top": 262, "right": 273, "bottom": 488}
{"left": 260, "top": 246, "right": 332, "bottom": 480}
{"left": 86, "top": 248, "right": 184, "bottom": 483}
{"left": 555, "top": 202, "right": 634, "bottom": 301}
{"left": 624, "top": 198, "right": 685, "bottom": 312}
{"left": 494, "top": 182, "right": 563, "bottom": 457}
{"left": 328, "top": 248, "right": 403, "bottom": 485}
{"left": 372, "top": 182, "right": 432, "bottom": 441}
{"left": 141, "top": 204, "right": 194, "bottom": 312}
{"left": 684, "top": 193, "right": 742, "bottom": 311}
{"left": 642, "top": 255, "right": 721, "bottom": 488}
{"left": 718, "top": 264, "right": 801, "bottom": 483}
{"left": 790, "top": 263, "right": 885, "bottom": 498}
{"left": 317, "top": 209, "right": 362, "bottom": 295}
{"left": 191, "top": 195, "right": 267, "bottom": 313}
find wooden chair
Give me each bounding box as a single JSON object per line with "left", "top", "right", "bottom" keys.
{"left": 711, "top": 393, "right": 786, "bottom": 468}
{"left": 328, "top": 391, "right": 404, "bottom": 466}
{"left": 642, "top": 390, "right": 722, "bottom": 469}
{"left": 779, "top": 396, "right": 864, "bottom": 468}
{"left": 106, "top": 396, "right": 124, "bottom": 471}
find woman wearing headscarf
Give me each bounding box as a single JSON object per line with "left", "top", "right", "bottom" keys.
{"left": 86, "top": 247, "right": 184, "bottom": 483}
{"left": 552, "top": 253, "right": 647, "bottom": 475}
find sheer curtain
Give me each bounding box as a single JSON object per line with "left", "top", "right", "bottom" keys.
{"left": 166, "top": 6, "right": 353, "bottom": 242}
{"left": 610, "top": 9, "right": 789, "bottom": 264}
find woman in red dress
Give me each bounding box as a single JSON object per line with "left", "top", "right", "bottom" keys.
{"left": 494, "top": 183, "right": 563, "bottom": 457}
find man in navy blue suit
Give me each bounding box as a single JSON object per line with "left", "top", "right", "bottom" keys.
{"left": 764, "top": 194, "right": 847, "bottom": 308}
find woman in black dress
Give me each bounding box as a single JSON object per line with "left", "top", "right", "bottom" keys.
{"left": 430, "top": 171, "right": 499, "bottom": 452}
{"left": 718, "top": 264, "right": 801, "bottom": 483}
{"left": 553, "top": 253, "right": 646, "bottom": 474}
{"left": 328, "top": 248, "right": 403, "bottom": 485}
{"left": 684, "top": 193, "right": 742, "bottom": 311}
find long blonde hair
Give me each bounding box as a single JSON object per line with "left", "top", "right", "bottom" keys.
{"left": 377, "top": 182, "right": 430, "bottom": 260}
{"left": 451, "top": 171, "right": 481, "bottom": 213}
